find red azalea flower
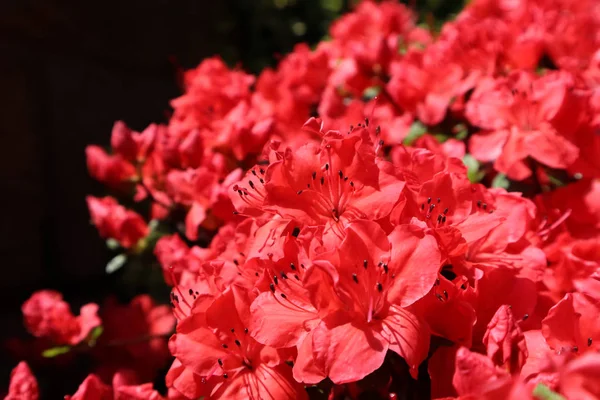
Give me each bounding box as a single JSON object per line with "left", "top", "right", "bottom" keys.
{"left": 231, "top": 125, "right": 403, "bottom": 244}
{"left": 483, "top": 305, "right": 528, "bottom": 374}
{"left": 295, "top": 220, "right": 439, "bottom": 383}
{"left": 22, "top": 290, "right": 100, "bottom": 346}
{"left": 542, "top": 292, "right": 600, "bottom": 355}
{"left": 466, "top": 71, "right": 580, "bottom": 180}
{"left": 5, "top": 362, "right": 39, "bottom": 400}
{"left": 86, "top": 145, "right": 136, "bottom": 189}
{"left": 110, "top": 121, "right": 156, "bottom": 163}
{"left": 86, "top": 196, "right": 149, "bottom": 249}
{"left": 167, "top": 286, "right": 306, "bottom": 400}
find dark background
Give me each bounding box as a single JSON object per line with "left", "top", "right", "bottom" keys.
{"left": 0, "top": 0, "right": 463, "bottom": 395}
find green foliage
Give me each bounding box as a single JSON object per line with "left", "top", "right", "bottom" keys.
{"left": 403, "top": 121, "right": 427, "bottom": 145}
{"left": 42, "top": 346, "right": 71, "bottom": 358}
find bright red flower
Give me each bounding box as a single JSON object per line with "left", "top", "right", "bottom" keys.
{"left": 22, "top": 290, "right": 100, "bottom": 346}
{"left": 483, "top": 305, "right": 528, "bottom": 374}
{"left": 5, "top": 362, "right": 39, "bottom": 400}
{"left": 86, "top": 145, "right": 136, "bottom": 189}
{"left": 110, "top": 121, "right": 156, "bottom": 163}
{"left": 466, "top": 71, "right": 580, "bottom": 180}
{"left": 451, "top": 347, "right": 511, "bottom": 398}
{"left": 65, "top": 375, "right": 112, "bottom": 399}
{"left": 86, "top": 196, "right": 149, "bottom": 249}
{"left": 292, "top": 220, "right": 439, "bottom": 383}
{"left": 542, "top": 292, "right": 600, "bottom": 355}
{"left": 231, "top": 125, "right": 404, "bottom": 244}
{"left": 167, "top": 286, "right": 307, "bottom": 400}
{"left": 169, "top": 57, "right": 254, "bottom": 137}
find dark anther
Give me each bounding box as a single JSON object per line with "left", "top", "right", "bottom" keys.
{"left": 269, "top": 283, "right": 275, "bottom": 293}
{"left": 249, "top": 180, "right": 255, "bottom": 189}
{"left": 352, "top": 274, "right": 359, "bottom": 284}
{"left": 259, "top": 166, "right": 266, "bottom": 172}
{"left": 365, "top": 117, "right": 369, "bottom": 126}
{"left": 233, "top": 211, "right": 239, "bottom": 215}
{"left": 523, "top": 314, "right": 529, "bottom": 321}
{"left": 375, "top": 126, "right": 381, "bottom": 134}
{"left": 281, "top": 271, "right": 288, "bottom": 280}
{"left": 252, "top": 170, "right": 257, "bottom": 176}
{"left": 421, "top": 203, "right": 425, "bottom": 210}
{"left": 235, "top": 340, "right": 241, "bottom": 347}
{"left": 383, "top": 264, "right": 389, "bottom": 274}
{"left": 572, "top": 346, "right": 579, "bottom": 353}
{"left": 477, "top": 200, "right": 482, "bottom": 208}
{"left": 222, "top": 344, "right": 228, "bottom": 349}
{"left": 460, "top": 283, "right": 467, "bottom": 290}
{"left": 376, "top": 282, "right": 383, "bottom": 292}
{"left": 338, "top": 170, "right": 343, "bottom": 178}
{"left": 429, "top": 204, "right": 435, "bottom": 212}
{"left": 443, "top": 208, "right": 449, "bottom": 214}
{"left": 589, "top": 338, "right": 593, "bottom": 347}
{"left": 237, "top": 190, "right": 243, "bottom": 196}
{"left": 196, "top": 291, "right": 199, "bottom": 295}
{"left": 291, "top": 227, "right": 300, "bottom": 238}
{"left": 259, "top": 178, "right": 264, "bottom": 184}
{"left": 244, "top": 328, "right": 249, "bottom": 334}
{"left": 294, "top": 274, "right": 300, "bottom": 280}
{"left": 320, "top": 177, "right": 325, "bottom": 185}
{"left": 325, "top": 163, "right": 329, "bottom": 171}
{"left": 301, "top": 264, "right": 306, "bottom": 269}
{"left": 378, "top": 139, "right": 384, "bottom": 146}
{"left": 437, "top": 198, "right": 441, "bottom": 203}
{"left": 363, "top": 260, "right": 368, "bottom": 269}
{"left": 297, "top": 190, "right": 303, "bottom": 195}
{"left": 223, "top": 373, "right": 229, "bottom": 379}
{"left": 189, "top": 289, "right": 193, "bottom": 295}
{"left": 443, "top": 290, "right": 448, "bottom": 299}
{"left": 435, "top": 278, "right": 440, "bottom": 286}
{"left": 233, "top": 259, "right": 239, "bottom": 266}
{"left": 482, "top": 203, "right": 488, "bottom": 210}
{"left": 437, "top": 215, "right": 442, "bottom": 223}
{"left": 218, "top": 359, "right": 223, "bottom": 366}
{"left": 344, "top": 176, "right": 348, "bottom": 181}
{"left": 290, "top": 263, "right": 296, "bottom": 270}
{"left": 427, "top": 197, "right": 432, "bottom": 204}
{"left": 281, "top": 293, "right": 287, "bottom": 299}
{"left": 350, "top": 181, "right": 354, "bottom": 187}
{"left": 285, "top": 360, "right": 295, "bottom": 367}
{"left": 273, "top": 276, "right": 279, "bottom": 285}
{"left": 255, "top": 272, "right": 259, "bottom": 277}
{"left": 312, "top": 171, "right": 317, "bottom": 180}
{"left": 442, "top": 216, "right": 447, "bottom": 223}
{"left": 230, "top": 328, "right": 235, "bottom": 333}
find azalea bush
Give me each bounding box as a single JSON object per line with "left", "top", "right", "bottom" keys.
{"left": 5, "top": 0, "right": 600, "bottom": 399}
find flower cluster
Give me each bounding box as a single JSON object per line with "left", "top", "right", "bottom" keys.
{"left": 5, "top": 0, "right": 600, "bottom": 399}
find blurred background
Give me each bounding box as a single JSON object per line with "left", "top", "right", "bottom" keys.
{"left": 0, "top": 0, "right": 464, "bottom": 394}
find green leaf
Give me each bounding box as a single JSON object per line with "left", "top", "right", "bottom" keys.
{"left": 42, "top": 346, "right": 71, "bottom": 358}
{"left": 492, "top": 173, "right": 510, "bottom": 189}
{"left": 532, "top": 383, "right": 566, "bottom": 400}
{"left": 362, "top": 86, "right": 381, "bottom": 100}
{"left": 88, "top": 326, "right": 104, "bottom": 346}
{"left": 403, "top": 121, "right": 427, "bottom": 146}
{"left": 106, "top": 238, "right": 120, "bottom": 250}
{"left": 433, "top": 133, "right": 449, "bottom": 143}
{"left": 106, "top": 253, "right": 127, "bottom": 274}
{"left": 454, "top": 123, "right": 468, "bottom": 140}
{"left": 463, "top": 154, "right": 485, "bottom": 183}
